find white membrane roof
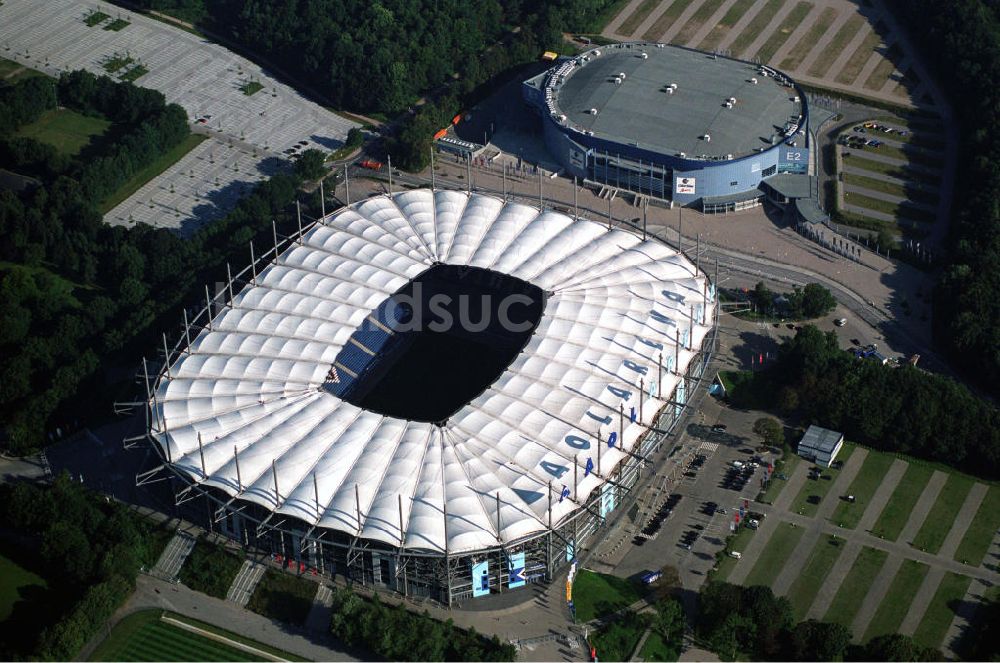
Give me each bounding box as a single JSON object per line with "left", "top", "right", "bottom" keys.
{"left": 150, "top": 190, "right": 714, "bottom": 554}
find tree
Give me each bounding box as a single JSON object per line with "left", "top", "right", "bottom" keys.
{"left": 799, "top": 283, "right": 837, "bottom": 318}
{"left": 753, "top": 417, "right": 784, "bottom": 449}
{"left": 858, "top": 633, "right": 941, "bottom": 662}
{"left": 294, "top": 148, "right": 327, "bottom": 180}
{"left": 786, "top": 620, "right": 852, "bottom": 661}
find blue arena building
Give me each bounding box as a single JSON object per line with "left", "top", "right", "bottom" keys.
{"left": 522, "top": 42, "right": 811, "bottom": 212}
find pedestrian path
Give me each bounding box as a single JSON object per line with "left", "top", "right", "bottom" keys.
{"left": 151, "top": 531, "right": 196, "bottom": 582}
{"left": 227, "top": 560, "right": 266, "bottom": 607}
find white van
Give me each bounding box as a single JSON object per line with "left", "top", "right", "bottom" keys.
{"left": 729, "top": 551, "right": 742, "bottom": 559}
{"left": 732, "top": 460, "right": 745, "bottom": 469}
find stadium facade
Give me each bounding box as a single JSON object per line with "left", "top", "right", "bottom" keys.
{"left": 523, "top": 42, "right": 810, "bottom": 212}
{"left": 145, "top": 189, "right": 716, "bottom": 605}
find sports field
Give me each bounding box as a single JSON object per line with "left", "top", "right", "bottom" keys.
{"left": 88, "top": 610, "right": 300, "bottom": 662}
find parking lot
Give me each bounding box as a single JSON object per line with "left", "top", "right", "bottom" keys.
{"left": 0, "top": 0, "right": 358, "bottom": 234}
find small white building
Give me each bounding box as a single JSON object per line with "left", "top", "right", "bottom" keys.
{"left": 797, "top": 425, "right": 844, "bottom": 467}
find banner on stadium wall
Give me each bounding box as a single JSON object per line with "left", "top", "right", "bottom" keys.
{"left": 600, "top": 481, "right": 615, "bottom": 517}
{"left": 508, "top": 552, "right": 526, "bottom": 589}
{"left": 472, "top": 560, "right": 490, "bottom": 597}
{"left": 675, "top": 177, "right": 696, "bottom": 194}
{"left": 566, "top": 538, "right": 575, "bottom": 562}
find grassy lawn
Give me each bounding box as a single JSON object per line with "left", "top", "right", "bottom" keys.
{"left": 104, "top": 18, "right": 131, "bottom": 31}
{"left": 99, "top": 133, "right": 206, "bottom": 214}
{"left": 672, "top": 0, "right": 726, "bottom": 45}
{"left": 842, "top": 191, "right": 937, "bottom": 224}
{"left": 780, "top": 6, "right": 837, "bottom": 71}
{"left": 846, "top": 155, "right": 941, "bottom": 185}
{"left": 713, "top": 526, "right": 755, "bottom": 582}
{"left": 15, "top": 108, "right": 110, "bottom": 157}
{"left": 870, "top": 463, "right": 933, "bottom": 541}
{"left": 753, "top": 1, "right": 812, "bottom": 64}
{"left": 168, "top": 613, "right": 308, "bottom": 661}
{"left": 823, "top": 546, "right": 889, "bottom": 628}
{"left": 121, "top": 64, "right": 150, "bottom": 83}
{"left": 843, "top": 173, "right": 938, "bottom": 205}
{"left": 830, "top": 449, "right": 897, "bottom": 529}
{"left": 785, "top": 535, "right": 847, "bottom": 620}
{"left": 953, "top": 485, "right": 1000, "bottom": 566}
{"left": 863, "top": 559, "right": 929, "bottom": 641}
{"left": 834, "top": 27, "right": 883, "bottom": 85}
{"left": 641, "top": 0, "right": 695, "bottom": 42}
{"left": 911, "top": 474, "right": 975, "bottom": 553}
{"left": 874, "top": 142, "right": 942, "bottom": 168}
{"left": 0, "top": 553, "right": 47, "bottom": 622}
{"left": 246, "top": 570, "right": 317, "bottom": 625}
{"left": 913, "top": 572, "right": 972, "bottom": 651}
{"left": 696, "top": 0, "right": 751, "bottom": 51}
{"left": 592, "top": 611, "right": 649, "bottom": 661}
{"left": 758, "top": 453, "right": 801, "bottom": 505}
{"left": 640, "top": 630, "right": 678, "bottom": 661}
{"left": 240, "top": 81, "right": 264, "bottom": 96}
{"left": 0, "top": 56, "right": 45, "bottom": 84}
{"left": 863, "top": 44, "right": 901, "bottom": 90}
{"left": 573, "top": 570, "right": 642, "bottom": 622}
{"left": 617, "top": 0, "right": 660, "bottom": 36}
{"left": 808, "top": 14, "right": 865, "bottom": 77}
{"left": 178, "top": 539, "right": 243, "bottom": 599}
{"left": 743, "top": 522, "right": 805, "bottom": 587}
{"left": 84, "top": 10, "right": 110, "bottom": 27}
{"left": 790, "top": 444, "right": 856, "bottom": 517}
{"left": 728, "top": 0, "right": 784, "bottom": 58}
{"left": 89, "top": 610, "right": 263, "bottom": 661}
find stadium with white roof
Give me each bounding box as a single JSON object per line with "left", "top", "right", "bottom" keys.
{"left": 145, "top": 188, "right": 715, "bottom": 603}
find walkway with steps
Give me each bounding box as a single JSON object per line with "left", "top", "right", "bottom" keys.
{"left": 150, "top": 531, "right": 196, "bottom": 582}
{"left": 227, "top": 560, "right": 266, "bottom": 607}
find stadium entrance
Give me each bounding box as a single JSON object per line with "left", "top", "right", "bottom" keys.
{"left": 325, "top": 264, "right": 546, "bottom": 423}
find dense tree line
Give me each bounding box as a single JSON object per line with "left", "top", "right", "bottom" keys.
{"left": 0, "top": 475, "right": 165, "bottom": 659}
{"left": 698, "top": 582, "right": 940, "bottom": 661}
{"left": 885, "top": 0, "right": 1000, "bottom": 397}
{"left": 328, "top": 588, "right": 516, "bottom": 661}
{"left": 733, "top": 281, "right": 837, "bottom": 320}
{"left": 729, "top": 325, "right": 1000, "bottom": 478}
{"left": 0, "top": 70, "right": 305, "bottom": 454}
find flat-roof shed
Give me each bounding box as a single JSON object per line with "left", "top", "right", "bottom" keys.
{"left": 797, "top": 425, "right": 844, "bottom": 467}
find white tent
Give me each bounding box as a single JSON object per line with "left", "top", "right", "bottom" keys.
{"left": 150, "top": 189, "right": 714, "bottom": 555}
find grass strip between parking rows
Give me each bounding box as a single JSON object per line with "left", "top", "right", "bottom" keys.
{"left": 785, "top": 534, "right": 847, "bottom": 620}
{"left": 913, "top": 572, "right": 973, "bottom": 651}
{"left": 830, "top": 450, "right": 897, "bottom": 529}
{"left": 823, "top": 546, "right": 889, "bottom": 628}
{"left": 743, "top": 521, "right": 804, "bottom": 587}
{"left": 863, "top": 559, "right": 930, "bottom": 641}
{"left": 870, "top": 462, "right": 934, "bottom": 541}
{"left": 910, "top": 474, "right": 974, "bottom": 553}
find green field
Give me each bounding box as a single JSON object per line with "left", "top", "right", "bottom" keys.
{"left": 842, "top": 191, "right": 937, "bottom": 224}
{"left": 823, "top": 546, "right": 889, "bottom": 628}
{"left": 0, "top": 56, "right": 45, "bottom": 84}
{"left": 913, "top": 572, "right": 972, "bottom": 651}
{"left": 641, "top": 0, "right": 695, "bottom": 42}
{"left": 640, "top": 630, "right": 679, "bottom": 662}
{"left": 863, "top": 559, "right": 929, "bottom": 641}
{"left": 785, "top": 535, "right": 847, "bottom": 620}
{"left": 758, "top": 453, "right": 801, "bottom": 505}
{"left": 696, "top": 0, "right": 751, "bottom": 51}
{"left": 790, "top": 444, "right": 856, "bottom": 517}
{"left": 752, "top": 1, "right": 812, "bottom": 64}
{"left": 728, "top": 0, "right": 784, "bottom": 58}
{"left": 247, "top": 569, "right": 317, "bottom": 625}
{"left": 873, "top": 142, "right": 942, "bottom": 168}
{"left": 864, "top": 44, "right": 901, "bottom": 91}
{"left": 0, "top": 553, "right": 47, "bottom": 622}
{"left": 830, "top": 450, "right": 897, "bottom": 529}
{"left": 846, "top": 155, "right": 941, "bottom": 186}
{"left": 743, "top": 522, "right": 804, "bottom": 587}
{"left": 870, "top": 463, "right": 934, "bottom": 541}
{"left": 89, "top": 610, "right": 265, "bottom": 661}
{"left": 99, "top": 133, "right": 206, "bottom": 214}
{"left": 572, "top": 570, "right": 642, "bottom": 621}
{"left": 713, "top": 526, "right": 755, "bottom": 582}
{"left": 672, "top": 0, "right": 726, "bottom": 45}
{"left": 911, "top": 474, "right": 975, "bottom": 553}
{"left": 15, "top": 108, "right": 110, "bottom": 157}
{"left": 843, "top": 173, "right": 939, "bottom": 206}
{"left": 780, "top": 6, "right": 837, "bottom": 71}
{"left": 953, "top": 485, "right": 1000, "bottom": 566}
{"left": 617, "top": 0, "right": 660, "bottom": 36}
{"left": 808, "top": 14, "right": 865, "bottom": 77}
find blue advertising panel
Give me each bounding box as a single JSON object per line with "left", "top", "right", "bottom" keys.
{"left": 566, "top": 538, "right": 575, "bottom": 562}
{"left": 778, "top": 145, "right": 808, "bottom": 174}
{"left": 508, "top": 552, "right": 526, "bottom": 589}
{"left": 472, "top": 560, "right": 490, "bottom": 597}
{"left": 600, "top": 481, "right": 615, "bottom": 517}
